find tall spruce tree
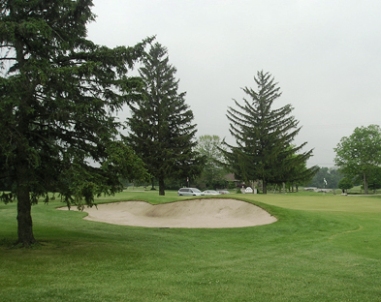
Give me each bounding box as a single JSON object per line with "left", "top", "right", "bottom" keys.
{"left": 223, "top": 71, "right": 317, "bottom": 193}
{"left": 0, "top": 0, "right": 148, "bottom": 246}
{"left": 126, "top": 42, "right": 203, "bottom": 196}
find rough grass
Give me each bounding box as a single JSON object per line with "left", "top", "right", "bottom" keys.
{"left": 1, "top": 190, "right": 381, "bottom": 301}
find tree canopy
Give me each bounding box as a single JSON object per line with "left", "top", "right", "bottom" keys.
{"left": 337, "top": 177, "right": 353, "bottom": 193}
{"left": 223, "top": 71, "right": 317, "bottom": 193}
{"left": 366, "top": 166, "right": 381, "bottom": 193}
{"left": 0, "top": 0, "right": 148, "bottom": 246}
{"left": 126, "top": 42, "right": 203, "bottom": 195}
{"left": 334, "top": 124, "right": 381, "bottom": 194}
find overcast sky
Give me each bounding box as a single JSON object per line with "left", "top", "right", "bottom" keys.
{"left": 87, "top": 0, "right": 381, "bottom": 167}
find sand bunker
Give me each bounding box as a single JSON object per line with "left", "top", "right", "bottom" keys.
{"left": 62, "top": 199, "right": 277, "bottom": 228}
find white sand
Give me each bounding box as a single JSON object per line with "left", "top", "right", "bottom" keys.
{"left": 61, "top": 199, "right": 277, "bottom": 228}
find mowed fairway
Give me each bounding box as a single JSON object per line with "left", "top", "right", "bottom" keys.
{"left": 1, "top": 190, "right": 381, "bottom": 301}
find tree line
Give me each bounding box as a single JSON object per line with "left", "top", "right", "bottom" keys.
{"left": 0, "top": 1, "right": 317, "bottom": 245}
{"left": 4, "top": 1, "right": 379, "bottom": 247}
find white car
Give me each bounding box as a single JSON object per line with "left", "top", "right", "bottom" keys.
{"left": 202, "top": 190, "right": 220, "bottom": 196}
{"left": 178, "top": 188, "right": 203, "bottom": 196}
{"left": 218, "top": 190, "right": 230, "bottom": 194}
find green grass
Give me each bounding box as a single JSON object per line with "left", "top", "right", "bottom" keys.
{"left": 1, "top": 190, "right": 381, "bottom": 301}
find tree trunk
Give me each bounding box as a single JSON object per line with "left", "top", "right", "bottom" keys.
{"left": 17, "top": 186, "right": 35, "bottom": 246}
{"left": 363, "top": 173, "right": 368, "bottom": 194}
{"left": 14, "top": 42, "right": 35, "bottom": 246}
{"left": 150, "top": 177, "right": 156, "bottom": 190}
{"left": 262, "top": 180, "right": 267, "bottom": 194}
{"left": 158, "top": 177, "right": 165, "bottom": 196}
{"left": 16, "top": 163, "right": 36, "bottom": 247}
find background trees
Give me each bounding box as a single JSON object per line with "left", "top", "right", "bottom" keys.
{"left": 334, "top": 124, "right": 381, "bottom": 194}
{"left": 126, "top": 42, "right": 203, "bottom": 196}
{"left": 194, "top": 135, "right": 227, "bottom": 189}
{"left": 338, "top": 177, "right": 354, "bottom": 193}
{"left": 223, "top": 71, "right": 317, "bottom": 193}
{"left": 0, "top": 0, "right": 148, "bottom": 246}
{"left": 308, "top": 167, "right": 343, "bottom": 189}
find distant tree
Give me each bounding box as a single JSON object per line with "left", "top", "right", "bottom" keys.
{"left": 0, "top": 0, "right": 149, "bottom": 246}
{"left": 338, "top": 177, "right": 353, "bottom": 193}
{"left": 308, "top": 167, "right": 343, "bottom": 189}
{"left": 222, "top": 71, "right": 316, "bottom": 193}
{"left": 100, "top": 141, "right": 149, "bottom": 190}
{"left": 334, "top": 125, "right": 381, "bottom": 194}
{"left": 126, "top": 42, "right": 203, "bottom": 195}
{"left": 195, "top": 135, "right": 227, "bottom": 189}
{"left": 327, "top": 168, "right": 343, "bottom": 189}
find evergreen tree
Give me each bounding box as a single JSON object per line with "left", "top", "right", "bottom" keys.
{"left": 223, "top": 71, "right": 316, "bottom": 193}
{"left": 282, "top": 147, "right": 318, "bottom": 192}
{"left": 0, "top": 0, "right": 148, "bottom": 246}
{"left": 126, "top": 42, "right": 203, "bottom": 196}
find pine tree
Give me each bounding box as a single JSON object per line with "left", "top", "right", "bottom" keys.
{"left": 223, "top": 71, "right": 316, "bottom": 193}
{"left": 126, "top": 42, "right": 203, "bottom": 196}
{"left": 0, "top": 0, "right": 148, "bottom": 246}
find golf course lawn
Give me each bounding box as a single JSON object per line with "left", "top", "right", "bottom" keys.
{"left": 1, "top": 190, "right": 380, "bottom": 301}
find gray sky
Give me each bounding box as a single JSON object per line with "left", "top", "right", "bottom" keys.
{"left": 88, "top": 0, "right": 381, "bottom": 167}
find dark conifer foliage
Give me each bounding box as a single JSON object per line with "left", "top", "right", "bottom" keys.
{"left": 127, "top": 43, "right": 203, "bottom": 196}
{"left": 0, "top": 0, "right": 148, "bottom": 246}
{"left": 223, "top": 71, "right": 317, "bottom": 193}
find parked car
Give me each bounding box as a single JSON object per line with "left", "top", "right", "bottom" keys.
{"left": 218, "top": 190, "right": 230, "bottom": 194}
{"left": 202, "top": 190, "right": 220, "bottom": 196}
{"left": 178, "top": 188, "right": 203, "bottom": 196}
